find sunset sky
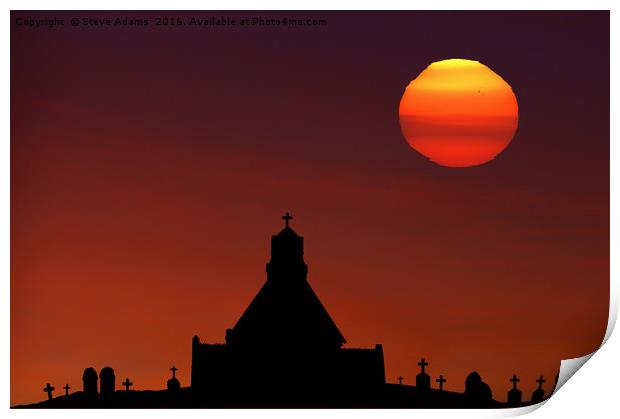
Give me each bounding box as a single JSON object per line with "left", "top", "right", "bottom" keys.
{"left": 10, "top": 11, "right": 609, "bottom": 406}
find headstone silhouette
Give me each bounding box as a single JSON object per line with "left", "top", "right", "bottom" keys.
{"left": 531, "top": 375, "right": 545, "bottom": 403}
{"left": 507, "top": 374, "right": 522, "bottom": 406}
{"left": 436, "top": 374, "right": 446, "bottom": 391}
{"left": 415, "top": 358, "right": 430, "bottom": 394}
{"left": 167, "top": 365, "right": 181, "bottom": 393}
{"left": 397, "top": 376, "right": 404, "bottom": 385}
{"left": 122, "top": 378, "right": 133, "bottom": 391}
{"left": 63, "top": 384, "right": 70, "bottom": 396}
{"left": 464, "top": 371, "right": 492, "bottom": 402}
{"left": 43, "top": 383, "right": 54, "bottom": 400}
{"left": 82, "top": 368, "right": 98, "bottom": 397}
{"left": 99, "top": 367, "right": 115, "bottom": 399}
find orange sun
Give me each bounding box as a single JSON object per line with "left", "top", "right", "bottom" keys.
{"left": 399, "top": 58, "right": 519, "bottom": 168}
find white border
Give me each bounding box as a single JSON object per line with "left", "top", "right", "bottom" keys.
{"left": 3, "top": 2, "right": 617, "bottom": 419}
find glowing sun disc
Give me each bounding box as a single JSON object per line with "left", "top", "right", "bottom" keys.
{"left": 399, "top": 58, "right": 519, "bottom": 168}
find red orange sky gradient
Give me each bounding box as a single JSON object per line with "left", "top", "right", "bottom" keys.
{"left": 10, "top": 11, "right": 609, "bottom": 406}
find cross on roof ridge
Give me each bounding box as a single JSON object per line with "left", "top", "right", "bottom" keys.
{"left": 282, "top": 212, "right": 293, "bottom": 228}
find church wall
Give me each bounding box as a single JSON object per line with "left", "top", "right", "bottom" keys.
{"left": 192, "top": 341, "right": 232, "bottom": 394}
{"left": 337, "top": 345, "right": 386, "bottom": 387}
{"left": 192, "top": 341, "right": 386, "bottom": 398}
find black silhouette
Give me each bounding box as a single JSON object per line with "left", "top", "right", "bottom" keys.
{"left": 15, "top": 215, "right": 558, "bottom": 409}
{"left": 191, "top": 213, "right": 385, "bottom": 406}
{"left": 122, "top": 378, "right": 133, "bottom": 391}
{"left": 167, "top": 366, "right": 180, "bottom": 393}
{"left": 436, "top": 375, "right": 446, "bottom": 391}
{"left": 464, "top": 371, "right": 492, "bottom": 402}
{"left": 43, "top": 383, "right": 54, "bottom": 401}
{"left": 531, "top": 375, "right": 545, "bottom": 403}
{"left": 82, "top": 368, "right": 98, "bottom": 397}
{"left": 507, "top": 374, "right": 522, "bottom": 406}
{"left": 415, "top": 358, "right": 431, "bottom": 394}
{"left": 282, "top": 211, "right": 293, "bottom": 227}
{"left": 100, "top": 367, "right": 115, "bottom": 399}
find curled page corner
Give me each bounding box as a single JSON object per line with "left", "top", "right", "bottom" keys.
{"left": 492, "top": 354, "right": 597, "bottom": 418}
{"left": 550, "top": 278, "right": 617, "bottom": 397}
{"left": 553, "top": 353, "right": 595, "bottom": 395}
{"left": 498, "top": 279, "right": 617, "bottom": 416}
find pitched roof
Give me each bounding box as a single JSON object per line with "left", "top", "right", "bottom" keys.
{"left": 229, "top": 226, "right": 346, "bottom": 350}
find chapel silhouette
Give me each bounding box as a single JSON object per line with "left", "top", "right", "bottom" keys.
{"left": 191, "top": 213, "right": 386, "bottom": 404}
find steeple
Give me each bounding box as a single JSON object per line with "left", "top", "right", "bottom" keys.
{"left": 267, "top": 212, "right": 307, "bottom": 280}
{"left": 228, "top": 212, "right": 346, "bottom": 350}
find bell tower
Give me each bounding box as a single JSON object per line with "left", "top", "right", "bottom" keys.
{"left": 227, "top": 212, "right": 346, "bottom": 350}
{"left": 266, "top": 212, "right": 308, "bottom": 281}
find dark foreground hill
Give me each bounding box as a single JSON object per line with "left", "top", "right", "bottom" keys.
{"left": 14, "top": 384, "right": 544, "bottom": 409}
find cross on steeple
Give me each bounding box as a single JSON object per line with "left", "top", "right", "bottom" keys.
{"left": 536, "top": 375, "right": 546, "bottom": 390}
{"left": 510, "top": 374, "right": 520, "bottom": 389}
{"left": 170, "top": 366, "right": 178, "bottom": 379}
{"left": 418, "top": 358, "right": 429, "bottom": 374}
{"left": 63, "top": 384, "right": 70, "bottom": 396}
{"left": 122, "top": 377, "right": 133, "bottom": 391}
{"left": 436, "top": 374, "right": 447, "bottom": 391}
{"left": 397, "top": 376, "right": 404, "bottom": 385}
{"left": 282, "top": 212, "right": 293, "bottom": 228}
{"left": 43, "top": 383, "right": 55, "bottom": 400}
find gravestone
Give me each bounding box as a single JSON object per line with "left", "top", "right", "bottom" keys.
{"left": 415, "top": 358, "right": 430, "bottom": 394}
{"left": 100, "top": 367, "right": 115, "bottom": 399}
{"left": 43, "top": 383, "right": 54, "bottom": 401}
{"left": 464, "top": 371, "right": 492, "bottom": 402}
{"left": 436, "top": 374, "right": 446, "bottom": 391}
{"left": 167, "top": 365, "right": 181, "bottom": 393}
{"left": 507, "top": 374, "right": 522, "bottom": 406}
{"left": 122, "top": 378, "right": 133, "bottom": 391}
{"left": 82, "top": 368, "right": 98, "bottom": 397}
{"left": 531, "top": 375, "right": 545, "bottom": 403}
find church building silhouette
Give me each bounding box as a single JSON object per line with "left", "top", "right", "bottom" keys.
{"left": 191, "top": 213, "right": 386, "bottom": 404}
